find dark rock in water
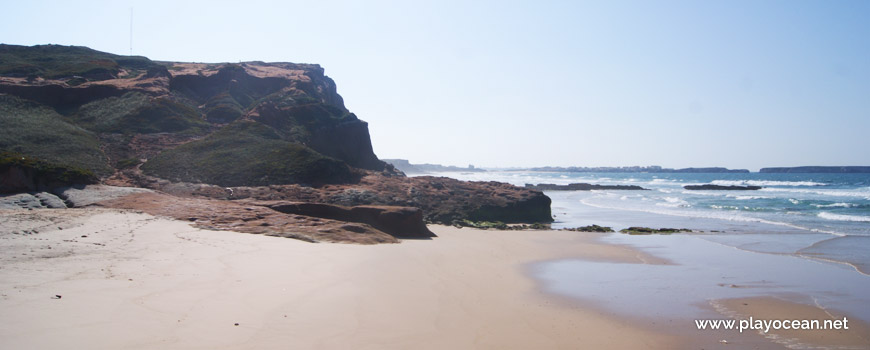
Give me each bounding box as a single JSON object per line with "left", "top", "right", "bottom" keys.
{"left": 453, "top": 220, "right": 551, "bottom": 231}
{"left": 683, "top": 184, "right": 761, "bottom": 190}
{"left": 525, "top": 183, "right": 648, "bottom": 191}
{"left": 620, "top": 227, "right": 693, "bottom": 235}
{"left": 266, "top": 201, "right": 434, "bottom": 238}
{"left": 563, "top": 225, "right": 615, "bottom": 232}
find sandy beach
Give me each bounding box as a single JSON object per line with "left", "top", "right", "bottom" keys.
{"left": 2, "top": 208, "right": 868, "bottom": 349}
{"left": 0, "top": 208, "right": 675, "bottom": 349}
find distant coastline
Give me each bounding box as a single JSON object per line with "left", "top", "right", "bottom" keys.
{"left": 760, "top": 166, "right": 870, "bottom": 173}
{"left": 383, "top": 159, "right": 485, "bottom": 174}
{"left": 524, "top": 166, "right": 749, "bottom": 173}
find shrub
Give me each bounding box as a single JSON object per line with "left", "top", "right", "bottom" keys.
{"left": 142, "top": 121, "right": 359, "bottom": 187}
{"left": 0, "top": 95, "right": 110, "bottom": 176}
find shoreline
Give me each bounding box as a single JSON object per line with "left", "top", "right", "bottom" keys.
{"left": 2, "top": 208, "right": 868, "bottom": 349}
{"left": 531, "top": 229, "right": 870, "bottom": 350}
{"left": 0, "top": 208, "right": 679, "bottom": 349}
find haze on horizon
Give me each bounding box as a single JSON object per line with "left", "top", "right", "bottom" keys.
{"left": 2, "top": 0, "right": 868, "bottom": 172}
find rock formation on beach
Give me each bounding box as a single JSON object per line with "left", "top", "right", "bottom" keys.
{"left": 0, "top": 44, "right": 552, "bottom": 242}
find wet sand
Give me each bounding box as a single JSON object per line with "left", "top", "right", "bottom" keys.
{"left": 713, "top": 296, "right": 870, "bottom": 349}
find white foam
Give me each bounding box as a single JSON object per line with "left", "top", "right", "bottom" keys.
{"left": 711, "top": 180, "right": 826, "bottom": 187}
{"left": 656, "top": 197, "right": 690, "bottom": 208}
{"left": 579, "top": 197, "right": 847, "bottom": 237}
{"left": 760, "top": 187, "right": 870, "bottom": 198}
{"left": 728, "top": 195, "right": 773, "bottom": 200}
{"left": 818, "top": 212, "right": 870, "bottom": 222}
{"left": 811, "top": 202, "right": 856, "bottom": 208}
{"left": 681, "top": 190, "right": 727, "bottom": 197}
{"left": 788, "top": 198, "right": 801, "bottom": 205}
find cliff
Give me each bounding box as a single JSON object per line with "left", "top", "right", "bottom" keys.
{"left": 0, "top": 44, "right": 389, "bottom": 183}
{"left": 0, "top": 44, "right": 553, "bottom": 241}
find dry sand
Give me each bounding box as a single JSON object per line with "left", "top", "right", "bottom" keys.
{"left": 0, "top": 208, "right": 678, "bottom": 349}
{"left": 5, "top": 208, "right": 864, "bottom": 349}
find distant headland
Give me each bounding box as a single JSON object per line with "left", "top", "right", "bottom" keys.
{"left": 524, "top": 166, "right": 749, "bottom": 173}
{"left": 383, "top": 159, "right": 485, "bottom": 174}
{"left": 760, "top": 166, "right": 870, "bottom": 173}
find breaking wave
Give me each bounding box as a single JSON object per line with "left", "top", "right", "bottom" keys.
{"left": 818, "top": 212, "right": 870, "bottom": 222}
{"left": 711, "top": 180, "right": 826, "bottom": 187}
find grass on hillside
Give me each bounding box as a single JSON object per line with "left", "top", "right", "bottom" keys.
{"left": 0, "top": 94, "right": 110, "bottom": 176}
{"left": 141, "top": 120, "right": 359, "bottom": 187}
{"left": 0, "top": 44, "right": 157, "bottom": 79}
{"left": 73, "top": 92, "right": 209, "bottom": 134}
{"left": 0, "top": 151, "right": 97, "bottom": 192}
{"left": 250, "top": 91, "right": 358, "bottom": 142}
{"left": 203, "top": 92, "right": 243, "bottom": 123}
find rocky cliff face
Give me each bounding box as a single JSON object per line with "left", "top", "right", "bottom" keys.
{"left": 0, "top": 44, "right": 387, "bottom": 180}
{"left": 1, "top": 45, "right": 554, "bottom": 242}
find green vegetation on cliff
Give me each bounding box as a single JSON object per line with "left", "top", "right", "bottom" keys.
{"left": 0, "top": 94, "right": 110, "bottom": 175}
{"left": 203, "top": 92, "right": 243, "bottom": 123}
{"left": 0, "top": 45, "right": 390, "bottom": 186}
{"left": 0, "top": 151, "right": 97, "bottom": 193}
{"left": 73, "top": 92, "right": 208, "bottom": 134}
{"left": 0, "top": 44, "right": 157, "bottom": 79}
{"left": 141, "top": 121, "right": 358, "bottom": 187}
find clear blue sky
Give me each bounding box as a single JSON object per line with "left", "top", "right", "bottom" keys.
{"left": 2, "top": 0, "right": 868, "bottom": 170}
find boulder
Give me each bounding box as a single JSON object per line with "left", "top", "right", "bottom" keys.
{"left": 266, "top": 202, "right": 434, "bottom": 238}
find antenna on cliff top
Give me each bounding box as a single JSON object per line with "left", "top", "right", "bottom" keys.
{"left": 129, "top": 7, "right": 133, "bottom": 56}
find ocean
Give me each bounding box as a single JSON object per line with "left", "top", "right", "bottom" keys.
{"left": 432, "top": 170, "right": 870, "bottom": 332}
{"left": 434, "top": 171, "right": 870, "bottom": 275}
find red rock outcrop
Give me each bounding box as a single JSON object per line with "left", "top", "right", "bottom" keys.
{"left": 127, "top": 172, "right": 553, "bottom": 225}
{"left": 262, "top": 202, "right": 434, "bottom": 238}
{"left": 96, "top": 192, "right": 402, "bottom": 244}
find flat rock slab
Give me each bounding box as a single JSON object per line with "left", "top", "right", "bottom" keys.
{"left": 55, "top": 185, "right": 153, "bottom": 207}
{"left": 0, "top": 192, "right": 67, "bottom": 209}
{"left": 264, "top": 202, "right": 435, "bottom": 238}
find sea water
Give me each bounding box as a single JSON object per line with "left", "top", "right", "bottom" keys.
{"left": 429, "top": 171, "right": 870, "bottom": 324}
{"left": 435, "top": 171, "right": 870, "bottom": 276}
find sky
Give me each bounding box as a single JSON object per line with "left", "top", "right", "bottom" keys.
{"left": 2, "top": 0, "right": 868, "bottom": 171}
